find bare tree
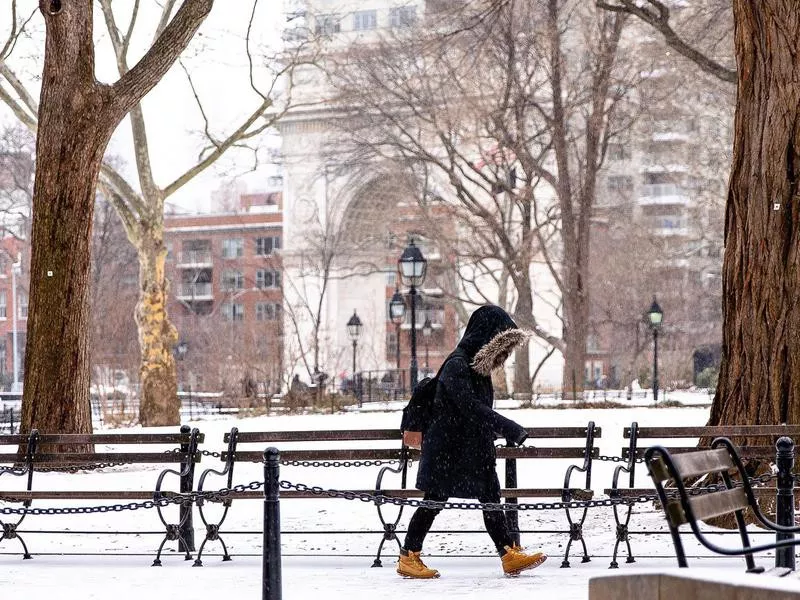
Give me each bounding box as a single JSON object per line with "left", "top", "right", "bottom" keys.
{"left": 0, "top": 1, "right": 314, "bottom": 430}
{"left": 329, "top": 0, "right": 637, "bottom": 397}
{"left": 597, "top": 1, "right": 800, "bottom": 432}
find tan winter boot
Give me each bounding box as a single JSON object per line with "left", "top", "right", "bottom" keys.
{"left": 397, "top": 549, "right": 440, "bottom": 579}
{"left": 501, "top": 544, "right": 547, "bottom": 576}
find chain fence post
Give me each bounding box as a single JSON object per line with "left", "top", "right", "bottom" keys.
{"left": 263, "top": 447, "right": 282, "bottom": 600}
{"left": 178, "top": 425, "right": 196, "bottom": 553}
{"left": 775, "top": 436, "right": 795, "bottom": 570}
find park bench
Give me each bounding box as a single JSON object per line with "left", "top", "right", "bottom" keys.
{"left": 0, "top": 425, "right": 204, "bottom": 565}
{"left": 192, "top": 422, "right": 601, "bottom": 568}
{"left": 646, "top": 436, "right": 800, "bottom": 575}
{"left": 604, "top": 423, "right": 800, "bottom": 568}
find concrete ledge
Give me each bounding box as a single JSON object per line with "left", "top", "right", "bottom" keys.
{"left": 590, "top": 571, "right": 800, "bottom": 600}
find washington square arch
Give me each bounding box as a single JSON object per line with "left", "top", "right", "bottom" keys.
{"left": 275, "top": 1, "right": 568, "bottom": 395}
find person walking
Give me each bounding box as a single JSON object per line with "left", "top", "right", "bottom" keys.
{"left": 397, "top": 305, "right": 547, "bottom": 579}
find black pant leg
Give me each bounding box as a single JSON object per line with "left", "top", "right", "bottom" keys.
{"left": 403, "top": 493, "right": 448, "bottom": 552}
{"left": 479, "top": 493, "right": 514, "bottom": 555}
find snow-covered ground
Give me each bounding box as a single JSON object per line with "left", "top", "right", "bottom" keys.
{"left": 0, "top": 401, "right": 787, "bottom": 599}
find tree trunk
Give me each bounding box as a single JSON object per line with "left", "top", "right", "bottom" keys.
{"left": 512, "top": 280, "right": 533, "bottom": 400}
{"left": 20, "top": 2, "right": 113, "bottom": 440}
{"left": 136, "top": 223, "right": 180, "bottom": 426}
{"left": 562, "top": 290, "right": 588, "bottom": 401}
{"left": 709, "top": 2, "right": 800, "bottom": 431}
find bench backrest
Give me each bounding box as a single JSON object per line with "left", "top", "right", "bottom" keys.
{"left": 619, "top": 423, "right": 797, "bottom": 485}
{"left": 220, "top": 424, "right": 601, "bottom": 461}
{"left": 0, "top": 428, "right": 204, "bottom": 466}
{"left": 645, "top": 438, "right": 763, "bottom": 570}
{"left": 217, "top": 423, "right": 601, "bottom": 490}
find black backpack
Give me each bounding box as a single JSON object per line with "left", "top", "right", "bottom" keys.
{"left": 400, "top": 357, "right": 453, "bottom": 434}
{"left": 400, "top": 376, "right": 438, "bottom": 434}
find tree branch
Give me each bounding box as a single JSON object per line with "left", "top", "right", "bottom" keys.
{"left": 596, "top": 0, "right": 736, "bottom": 83}
{"left": 112, "top": 0, "right": 214, "bottom": 116}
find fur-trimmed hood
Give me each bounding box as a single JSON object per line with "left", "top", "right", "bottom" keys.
{"left": 471, "top": 328, "right": 531, "bottom": 376}
{"left": 456, "top": 305, "right": 530, "bottom": 376}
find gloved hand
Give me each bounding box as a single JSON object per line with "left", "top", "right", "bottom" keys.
{"left": 506, "top": 426, "right": 528, "bottom": 447}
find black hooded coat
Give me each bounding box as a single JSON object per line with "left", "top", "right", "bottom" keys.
{"left": 415, "top": 305, "right": 527, "bottom": 498}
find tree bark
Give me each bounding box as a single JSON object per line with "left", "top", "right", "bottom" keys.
{"left": 709, "top": 1, "right": 800, "bottom": 431}
{"left": 513, "top": 279, "right": 534, "bottom": 400}
{"left": 18, "top": 0, "right": 213, "bottom": 436}
{"left": 135, "top": 222, "right": 180, "bottom": 425}
{"left": 20, "top": 1, "right": 112, "bottom": 439}
{"left": 562, "top": 291, "right": 589, "bottom": 400}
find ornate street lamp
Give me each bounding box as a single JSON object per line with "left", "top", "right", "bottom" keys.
{"left": 647, "top": 297, "right": 664, "bottom": 403}
{"left": 398, "top": 239, "right": 427, "bottom": 387}
{"left": 347, "top": 310, "right": 363, "bottom": 405}
{"left": 422, "top": 315, "right": 433, "bottom": 372}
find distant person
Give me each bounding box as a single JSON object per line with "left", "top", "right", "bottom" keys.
{"left": 397, "top": 305, "right": 547, "bottom": 579}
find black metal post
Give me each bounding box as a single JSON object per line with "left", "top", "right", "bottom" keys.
{"left": 775, "top": 436, "right": 795, "bottom": 570}
{"left": 652, "top": 328, "right": 659, "bottom": 403}
{"left": 263, "top": 447, "right": 282, "bottom": 600}
{"left": 179, "top": 425, "right": 196, "bottom": 553}
{"left": 505, "top": 444, "right": 520, "bottom": 546}
{"left": 352, "top": 339, "right": 360, "bottom": 408}
{"left": 409, "top": 286, "right": 418, "bottom": 387}
{"left": 395, "top": 323, "right": 402, "bottom": 400}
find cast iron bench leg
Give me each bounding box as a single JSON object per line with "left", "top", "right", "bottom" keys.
{"left": 610, "top": 503, "right": 635, "bottom": 568}
{"left": 1, "top": 521, "right": 33, "bottom": 559}
{"left": 561, "top": 506, "right": 590, "bottom": 568}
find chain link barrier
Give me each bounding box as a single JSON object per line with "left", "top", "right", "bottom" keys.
{"left": 199, "top": 448, "right": 406, "bottom": 469}
{"left": 0, "top": 455, "right": 781, "bottom": 517}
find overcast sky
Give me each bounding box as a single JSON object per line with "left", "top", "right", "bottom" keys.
{"left": 0, "top": 1, "right": 285, "bottom": 213}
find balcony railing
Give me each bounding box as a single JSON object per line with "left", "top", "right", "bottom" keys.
{"left": 640, "top": 183, "right": 683, "bottom": 197}
{"left": 177, "top": 282, "right": 213, "bottom": 300}
{"left": 177, "top": 250, "right": 213, "bottom": 266}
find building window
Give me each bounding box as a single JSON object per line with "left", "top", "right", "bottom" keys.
{"left": 0, "top": 340, "right": 6, "bottom": 375}
{"left": 256, "top": 269, "right": 281, "bottom": 289}
{"left": 354, "top": 9, "right": 377, "bottom": 30}
{"left": 390, "top": 6, "right": 416, "bottom": 28}
{"left": 386, "top": 331, "right": 398, "bottom": 357}
{"left": 315, "top": 14, "right": 341, "bottom": 35}
{"left": 386, "top": 271, "right": 397, "bottom": 287}
{"left": 165, "top": 242, "right": 173, "bottom": 261}
{"left": 607, "top": 143, "right": 631, "bottom": 160}
{"left": 256, "top": 302, "right": 282, "bottom": 321}
{"left": 255, "top": 236, "right": 281, "bottom": 256}
{"left": 18, "top": 291, "right": 27, "bottom": 319}
{"left": 607, "top": 175, "right": 633, "bottom": 192}
{"left": 221, "top": 270, "right": 244, "bottom": 291}
{"left": 0, "top": 292, "right": 6, "bottom": 319}
{"left": 221, "top": 302, "right": 244, "bottom": 321}
{"left": 222, "top": 238, "right": 244, "bottom": 258}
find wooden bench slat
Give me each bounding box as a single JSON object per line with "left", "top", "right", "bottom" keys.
{"left": 629, "top": 446, "right": 777, "bottom": 458}
{"left": 0, "top": 433, "right": 203, "bottom": 444}
{"left": 222, "top": 447, "right": 596, "bottom": 462}
{"left": 626, "top": 426, "right": 800, "bottom": 438}
{"left": 0, "top": 491, "right": 179, "bottom": 500}
{"left": 195, "top": 487, "right": 595, "bottom": 500}
{"left": 0, "top": 452, "right": 195, "bottom": 463}
{"left": 650, "top": 448, "right": 733, "bottom": 481}
{"left": 606, "top": 487, "right": 779, "bottom": 497}
{"left": 228, "top": 427, "right": 599, "bottom": 443}
{"left": 686, "top": 487, "right": 749, "bottom": 522}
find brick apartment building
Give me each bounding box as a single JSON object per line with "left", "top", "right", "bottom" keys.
{"left": 165, "top": 192, "right": 284, "bottom": 396}
{"left": 0, "top": 236, "right": 27, "bottom": 389}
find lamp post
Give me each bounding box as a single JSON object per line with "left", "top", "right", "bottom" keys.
{"left": 346, "top": 310, "right": 363, "bottom": 405}
{"left": 422, "top": 315, "right": 433, "bottom": 374}
{"left": 11, "top": 254, "right": 21, "bottom": 392}
{"left": 647, "top": 297, "right": 664, "bottom": 403}
{"left": 398, "top": 239, "right": 427, "bottom": 388}
{"left": 389, "top": 287, "right": 406, "bottom": 395}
